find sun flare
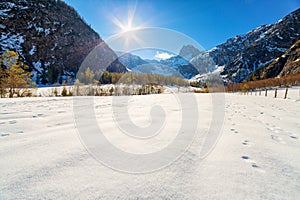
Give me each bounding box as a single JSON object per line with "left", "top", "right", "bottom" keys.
{"left": 121, "top": 24, "right": 136, "bottom": 32}
{"left": 118, "top": 21, "right": 139, "bottom": 33}
{"left": 110, "top": 2, "right": 144, "bottom": 33}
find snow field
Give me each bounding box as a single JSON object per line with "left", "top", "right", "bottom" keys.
{"left": 0, "top": 90, "right": 299, "bottom": 199}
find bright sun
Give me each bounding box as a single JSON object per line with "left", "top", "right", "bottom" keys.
{"left": 120, "top": 22, "right": 136, "bottom": 32}
{"left": 122, "top": 24, "right": 135, "bottom": 32}
{"left": 112, "top": 15, "right": 140, "bottom": 33}
{"left": 110, "top": 3, "right": 143, "bottom": 33}
{"left": 107, "top": 2, "right": 149, "bottom": 50}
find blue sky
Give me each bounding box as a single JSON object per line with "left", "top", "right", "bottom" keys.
{"left": 64, "top": 0, "right": 299, "bottom": 50}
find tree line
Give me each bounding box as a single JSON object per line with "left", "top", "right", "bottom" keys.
{"left": 225, "top": 73, "right": 300, "bottom": 92}
{"left": 77, "top": 67, "right": 190, "bottom": 86}
{"left": 0, "top": 51, "right": 190, "bottom": 98}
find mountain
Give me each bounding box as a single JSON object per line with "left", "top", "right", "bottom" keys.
{"left": 117, "top": 51, "right": 199, "bottom": 79}
{"left": 0, "top": 0, "right": 126, "bottom": 85}
{"left": 191, "top": 8, "right": 300, "bottom": 83}
{"left": 159, "top": 55, "right": 199, "bottom": 79}
{"left": 116, "top": 52, "right": 148, "bottom": 69}
{"left": 248, "top": 39, "right": 300, "bottom": 80}
{"left": 179, "top": 44, "right": 201, "bottom": 60}
{"left": 132, "top": 63, "right": 184, "bottom": 78}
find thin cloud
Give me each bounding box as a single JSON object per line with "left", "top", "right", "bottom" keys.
{"left": 155, "top": 51, "right": 174, "bottom": 60}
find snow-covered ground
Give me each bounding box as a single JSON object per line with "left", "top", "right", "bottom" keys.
{"left": 0, "top": 91, "right": 299, "bottom": 199}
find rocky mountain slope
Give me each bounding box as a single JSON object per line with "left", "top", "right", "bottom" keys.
{"left": 191, "top": 8, "right": 300, "bottom": 83}
{"left": 117, "top": 9, "right": 300, "bottom": 83}
{"left": 248, "top": 39, "right": 300, "bottom": 80}
{"left": 0, "top": 0, "right": 126, "bottom": 85}
{"left": 2, "top": 0, "right": 297, "bottom": 85}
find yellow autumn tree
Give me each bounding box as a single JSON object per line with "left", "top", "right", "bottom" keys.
{"left": 0, "top": 51, "right": 34, "bottom": 98}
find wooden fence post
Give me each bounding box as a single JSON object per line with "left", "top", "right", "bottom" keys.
{"left": 274, "top": 88, "right": 277, "bottom": 98}
{"left": 284, "top": 88, "right": 288, "bottom": 99}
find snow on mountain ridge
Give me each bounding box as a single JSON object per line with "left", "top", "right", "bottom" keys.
{"left": 191, "top": 8, "right": 300, "bottom": 83}
{"left": 118, "top": 51, "right": 199, "bottom": 79}
{"left": 0, "top": 0, "right": 126, "bottom": 85}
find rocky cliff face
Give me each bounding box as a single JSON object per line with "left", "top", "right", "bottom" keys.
{"left": 191, "top": 8, "right": 300, "bottom": 83}
{"left": 279, "top": 40, "right": 300, "bottom": 76}
{"left": 0, "top": 0, "right": 126, "bottom": 85}
{"left": 248, "top": 39, "right": 300, "bottom": 80}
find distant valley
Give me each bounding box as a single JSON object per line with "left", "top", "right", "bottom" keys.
{"left": 0, "top": 0, "right": 299, "bottom": 85}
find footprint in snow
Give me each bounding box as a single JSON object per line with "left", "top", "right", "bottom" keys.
{"left": 251, "top": 163, "right": 266, "bottom": 173}
{"left": 267, "top": 126, "right": 283, "bottom": 133}
{"left": 289, "top": 134, "right": 299, "bottom": 140}
{"left": 271, "top": 135, "right": 286, "bottom": 144}
{"left": 9, "top": 120, "right": 17, "bottom": 124}
{"left": 230, "top": 128, "right": 238, "bottom": 133}
{"left": 242, "top": 140, "right": 252, "bottom": 147}
{"left": 241, "top": 155, "right": 256, "bottom": 164}
{"left": 0, "top": 112, "right": 10, "bottom": 115}
{"left": 241, "top": 156, "right": 265, "bottom": 173}
{"left": 241, "top": 156, "right": 249, "bottom": 160}
{"left": 1, "top": 132, "right": 10, "bottom": 137}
